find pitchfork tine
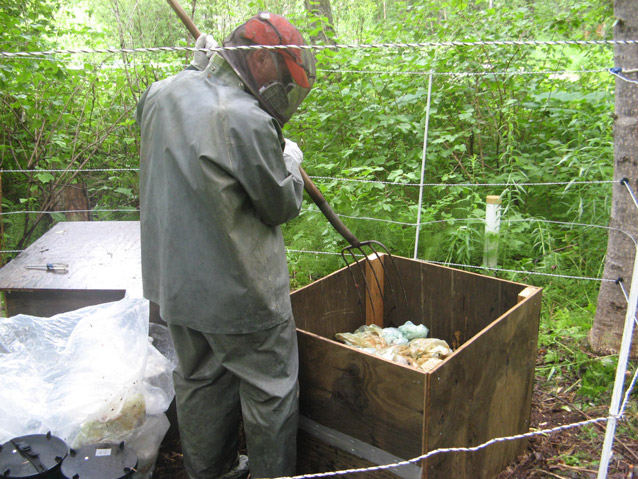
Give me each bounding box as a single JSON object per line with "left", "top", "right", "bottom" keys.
{"left": 341, "top": 246, "right": 379, "bottom": 318}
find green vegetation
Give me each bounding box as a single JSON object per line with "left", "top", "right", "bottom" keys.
{"left": 0, "top": 0, "right": 633, "bottom": 434}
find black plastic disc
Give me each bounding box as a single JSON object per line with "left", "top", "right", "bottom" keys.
{"left": 60, "top": 443, "right": 137, "bottom": 479}
{"left": 0, "top": 433, "right": 68, "bottom": 479}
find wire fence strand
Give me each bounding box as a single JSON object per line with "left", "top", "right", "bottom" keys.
{"left": 1, "top": 38, "right": 638, "bottom": 58}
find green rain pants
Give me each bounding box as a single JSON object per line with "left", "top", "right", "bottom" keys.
{"left": 169, "top": 317, "right": 299, "bottom": 479}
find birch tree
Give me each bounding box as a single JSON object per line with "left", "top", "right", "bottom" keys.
{"left": 590, "top": 0, "right": 638, "bottom": 358}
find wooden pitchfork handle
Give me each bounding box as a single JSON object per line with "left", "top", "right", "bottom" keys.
{"left": 166, "top": 0, "right": 363, "bottom": 247}
{"left": 167, "top": 0, "right": 201, "bottom": 39}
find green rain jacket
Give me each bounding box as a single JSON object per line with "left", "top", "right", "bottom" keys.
{"left": 136, "top": 56, "right": 304, "bottom": 334}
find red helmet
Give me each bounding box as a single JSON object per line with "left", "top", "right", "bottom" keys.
{"left": 221, "top": 13, "right": 316, "bottom": 125}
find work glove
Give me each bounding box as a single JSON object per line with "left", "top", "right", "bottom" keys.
{"left": 283, "top": 138, "right": 303, "bottom": 167}
{"left": 190, "top": 33, "right": 218, "bottom": 71}
{"left": 283, "top": 138, "right": 304, "bottom": 185}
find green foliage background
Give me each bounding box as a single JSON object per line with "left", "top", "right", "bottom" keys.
{"left": 0, "top": 0, "right": 630, "bottom": 405}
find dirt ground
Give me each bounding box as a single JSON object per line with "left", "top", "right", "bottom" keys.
{"left": 495, "top": 382, "right": 637, "bottom": 479}
{"left": 153, "top": 375, "right": 638, "bottom": 479}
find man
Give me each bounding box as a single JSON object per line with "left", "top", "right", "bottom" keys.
{"left": 136, "top": 13, "right": 316, "bottom": 479}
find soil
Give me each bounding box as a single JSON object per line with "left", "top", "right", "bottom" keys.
{"left": 495, "top": 381, "right": 638, "bottom": 479}
{"left": 152, "top": 374, "right": 638, "bottom": 479}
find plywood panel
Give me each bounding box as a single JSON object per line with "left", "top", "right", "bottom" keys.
{"left": 298, "top": 430, "right": 404, "bottom": 479}
{"left": 291, "top": 263, "right": 365, "bottom": 337}
{"left": 298, "top": 330, "right": 426, "bottom": 460}
{"left": 423, "top": 287, "right": 542, "bottom": 478}
{"left": 378, "top": 255, "right": 413, "bottom": 329}
{"left": 4, "top": 290, "right": 126, "bottom": 317}
{"left": 390, "top": 257, "right": 524, "bottom": 346}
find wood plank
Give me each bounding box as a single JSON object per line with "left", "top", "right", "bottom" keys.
{"left": 0, "top": 221, "right": 142, "bottom": 292}
{"left": 291, "top": 261, "right": 365, "bottom": 337}
{"left": 384, "top": 256, "right": 426, "bottom": 329}
{"left": 297, "top": 329, "right": 426, "bottom": 459}
{"left": 422, "top": 287, "right": 542, "bottom": 478}
{"left": 391, "top": 257, "right": 526, "bottom": 346}
{"left": 298, "top": 416, "right": 422, "bottom": 479}
{"left": 297, "top": 429, "right": 405, "bottom": 479}
{"left": 517, "top": 286, "right": 539, "bottom": 304}
{"left": 5, "top": 289, "right": 126, "bottom": 317}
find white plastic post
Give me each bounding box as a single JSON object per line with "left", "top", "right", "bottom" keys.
{"left": 597, "top": 243, "right": 638, "bottom": 479}
{"left": 483, "top": 195, "right": 501, "bottom": 268}
{"left": 413, "top": 72, "right": 433, "bottom": 259}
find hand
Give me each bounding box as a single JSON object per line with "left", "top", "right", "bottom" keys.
{"left": 283, "top": 138, "right": 303, "bottom": 167}
{"left": 190, "top": 34, "right": 218, "bottom": 71}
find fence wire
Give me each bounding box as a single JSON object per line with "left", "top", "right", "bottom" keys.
{"left": 0, "top": 38, "right": 637, "bottom": 59}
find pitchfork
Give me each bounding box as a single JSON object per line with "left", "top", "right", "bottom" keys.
{"left": 299, "top": 169, "right": 408, "bottom": 322}
{"left": 166, "top": 0, "right": 408, "bottom": 321}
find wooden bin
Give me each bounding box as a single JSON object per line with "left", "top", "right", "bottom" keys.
{"left": 291, "top": 254, "right": 542, "bottom": 479}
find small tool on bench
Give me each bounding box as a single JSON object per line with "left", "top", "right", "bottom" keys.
{"left": 25, "top": 263, "right": 69, "bottom": 274}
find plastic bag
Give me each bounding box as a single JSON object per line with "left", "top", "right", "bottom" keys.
{"left": 398, "top": 320, "right": 429, "bottom": 340}
{"left": 335, "top": 325, "right": 387, "bottom": 350}
{"left": 335, "top": 321, "right": 452, "bottom": 372}
{"left": 0, "top": 298, "right": 176, "bottom": 477}
{"left": 408, "top": 338, "right": 453, "bottom": 360}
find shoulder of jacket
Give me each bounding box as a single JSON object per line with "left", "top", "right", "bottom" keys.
{"left": 219, "top": 87, "right": 273, "bottom": 124}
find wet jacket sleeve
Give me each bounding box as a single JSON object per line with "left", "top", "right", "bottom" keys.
{"left": 135, "top": 89, "right": 149, "bottom": 125}
{"left": 222, "top": 109, "right": 304, "bottom": 226}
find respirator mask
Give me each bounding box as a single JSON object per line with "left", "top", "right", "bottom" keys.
{"left": 220, "top": 12, "right": 316, "bottom": 125}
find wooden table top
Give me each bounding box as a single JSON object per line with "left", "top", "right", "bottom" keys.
{"left": 0, "top": 221, "right": 142, "bottom": 292}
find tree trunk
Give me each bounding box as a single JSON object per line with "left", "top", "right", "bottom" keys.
{"left": 590, "top": 0, "right": 638, "bottom": 358}
{"left": 54, "top": 184, "right": 90, "bottom": 221}
{"left": 304, "top": 0, "right": 337, "bottom": 45}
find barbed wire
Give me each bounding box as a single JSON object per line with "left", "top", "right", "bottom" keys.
{"left": 0, "top": 38, "right": 636, "bottom": 59}
{"left": 300, "top": 212, "right": 633, "bottom": 244}
{"left": 0, "top": 237, "right": 616, "bottom": 283}
{"left": 0, "top": 216, "right": 620, "bottom": 285}
{"left": 0, "top": 208, "right": 137, "bottom": 216}
{"left": 620, "top": 363, "right": 638, "bottom": 417}
{"left": 615, "top": 280, "right": 638, "bottom": 418}
{"left": 0, "top": 206, "right": 616, "bottom": 234}
{"left": 286, "top": 248, "right": 340, "bottom": 256}
{"left": 321, "top": 68, "right": 609, "bottom": 77}
{"left": 621, "top": 178, "right": 638, "bottom": 209}
{"left": 2, "top": 207, "right": 628, "bottom": 260}
{"left": 0, "top": 168, "right": 140, "bottom": 173}
{"left": 306, "top": 176, "right": 617, "bottom": 188}
{"left": 0, "top": 166, "right": 617, "bottom": 190}
{"left": 286, "top": 246, "right": 614, "bottom": 283}
{"left": 417, "top": 258, "right": 614, "bottom": 282}
{"left": 0, "top": 52, "right": 617, "bottom": 80}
